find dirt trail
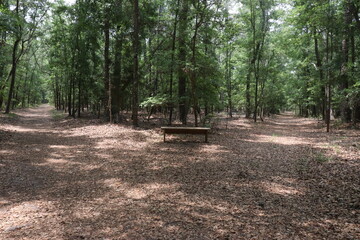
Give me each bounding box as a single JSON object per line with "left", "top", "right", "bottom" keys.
{"left": 0, "top": 106, "right": 359, "bottom": 239}
{"left": 2, "top": 104, "right": 53, "bottom": 129}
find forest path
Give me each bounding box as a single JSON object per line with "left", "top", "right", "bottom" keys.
{"left": 2, "top": 104, "right": 53, "bottom": 130}
{"left": 0, "top": 106, "right": 359, "bottom": 239}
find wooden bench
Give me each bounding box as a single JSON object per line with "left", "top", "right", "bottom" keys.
{"left": 161, "top": 127, "right": 210, "bottom": 143}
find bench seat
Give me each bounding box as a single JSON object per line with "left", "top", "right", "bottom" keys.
{"left": 161, "top": 127, "right": 210, "bottom": 142}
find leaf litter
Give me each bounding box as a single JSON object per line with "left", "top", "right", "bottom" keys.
{"left": 0, "top": 106, "right": 359, "bottom": 239}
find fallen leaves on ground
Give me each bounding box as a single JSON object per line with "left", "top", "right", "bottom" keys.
{"left": 0, "top": 106, "right": 359, "bottom": 239}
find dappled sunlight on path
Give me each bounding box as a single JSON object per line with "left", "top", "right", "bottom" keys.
{"left": 1, "top": 107, "right": 359, "bottom": 239}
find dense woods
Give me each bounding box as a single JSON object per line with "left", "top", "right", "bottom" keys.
{"left": 1, "top": 0, "right": 360, "bottom": 127}
{"left": 1, "top": 1, "right": 360, "bottom": 238}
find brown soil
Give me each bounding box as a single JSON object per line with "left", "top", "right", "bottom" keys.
{"left": 1, "top": 105, "right": 359, "bottom": 240}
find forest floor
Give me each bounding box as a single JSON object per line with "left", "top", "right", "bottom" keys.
{"left": 0, "top": 104, "right": 359, "bottom": 240}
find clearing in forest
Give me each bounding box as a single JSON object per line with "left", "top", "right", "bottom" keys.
{"left": 0, "top": 105, "right": 359, "bottom": 239}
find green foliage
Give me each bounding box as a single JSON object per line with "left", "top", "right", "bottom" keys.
{"left": 140, "top": 94, "right": 170, "bottom": 108}
{"left": 201, "top": 113, "right": 218, "bottom": 128}
{"left": 348, "top": 80, "right": 360, "bottom": 108}
{"left": 0, "top": 0, "right": 358, "bottom": 125}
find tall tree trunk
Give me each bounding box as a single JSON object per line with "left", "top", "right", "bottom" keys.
{"left": 253, "top": 63, "right": 259, "bottom": 122}
{"left": 168, "top": 0, "right": 180, "bottom": 125}
{"left": 340, "top": 2, "right": 352, "bottom": 122}
{"left": 325, "top": 30, "right": 332, "bottom": 132}
{"left": 112, "top": 25, "right": 123, "bottom": 121}
{"left": 5, "top": 38, "right": 20, "bottom": 114}
{"left": 226, "top": 47, "right": 233, "bottom": 118}
{"left": 177, "top": 0, "right": 189, "bottom": 125}
{"left": 77, "top": 32, "right": 82, "bottom": 118}
{"left": 104, "top": 9, "right": 111, "bottom": 122}
{"left": 190, "top": 3, "right": 202, "bottom": 127}
{"left": 68, "top": 76, "right": 72, "bottom": 116}
{"left": 132, "top": 0, "right": 140, "bottom": 127}
{"left": 72, "top": 74, "right": 76, "bottom": 117}
{"left": 250, "top": 1, "right": 259, "bottom": 122}
{"left": 0, "top": 29, "right": 7, "bottom": 110}
{"left": 313, "top": 28, "right": 325, "bottom": 120}
{"left": 253, "top": 1, "right": 268, "bottom": 123}
{"left": 5, "top": 0, "right": 20, "bottom": 114}
{"left": 245, "top": 61, "right": 251, "bottom": 118}
{"left": 78, "top": 75, "right": 81, "bottom": 118}
{"left": 55, "top": 78, "right": 59, "bottom": 110}
{"left": 350, "top": 23, "right": 358, "bottom": 125}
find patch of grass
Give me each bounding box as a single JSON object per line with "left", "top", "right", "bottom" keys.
{"left": 7, "top": 113, "right": 18, "bottom": 118}
{"left": 332, "top": 144, "right": 342, "bottom": 154}
{"left": 201, "top": 113, "right": 220, "bottom": 129}
{"left": 51, "top": 110, "right": 66, "bottom": 120}
{"left": 297, "top": 153, "right": 331, "bottom": 176}
{"left": 272, "top": 133, "right": 279, "bottom": 137}
{"left": 332, "top": 120, "right": 343, "bottom": 129}
{"left": 1, "top": 112, "right": 18, "bottom": 118}
{"left": 314, "top": 152, "right": 331, "bottom": 163}
{"left": 324, "top": 143, "right": 341, "bottom": 153}
{"left": 297, "top": 158, "right": 310, "bottom": 174}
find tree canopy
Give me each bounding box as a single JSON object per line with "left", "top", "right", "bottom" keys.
{"left": 1, "top": 0, "right": 359, "bottom": 128}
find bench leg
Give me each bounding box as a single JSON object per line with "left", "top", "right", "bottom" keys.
{"left": 205, "top": 132, "right": 208, "bottom": 143}
{"left": 163, "top": 132, "right": 166, "bottom": 142}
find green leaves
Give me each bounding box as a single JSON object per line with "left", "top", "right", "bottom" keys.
{"left": 140, "top": 94, "right": 170, "bottom": 108}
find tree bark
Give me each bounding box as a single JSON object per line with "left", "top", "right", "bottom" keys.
{"left": 168, "top": 0, "right": 180, "bottom": 125}
{"left": 5, "top": 38, "right": 20, "bottom": 114}
{"left": 177, "top": 0, "right": 189, "bottom": 125}
{"left": 112, "top": 25, "right": 123, "bottom": 121}
{"left": 313, "top": 28, "right": 325, "bottom": 120}
{"left": 132, "top": 0, "right": 140, "bottom": 127}
{"left": 226, "top": 47, "right": 233, "bottom": 118}
{"left": 325, "top": 30, "right": 332, "bottom": 132}
{"left": 104, "top": 9, "right": 111, "bottom": 122}
{"left": 5, "top": 0, "right": 20, "bottom": 114}
{"left": 189, "top": 1, "right": 204, "bottom": 127}
{"left": 245, "top": 60, "right": 251, "bottom": 118}
{"left": 340, "top": 2, "right": 352, "bottom": 122}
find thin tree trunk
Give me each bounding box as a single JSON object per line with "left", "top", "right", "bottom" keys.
{"left": 78, "top": 75, "right": 81, "bottom": 118}
{"left": 350, "top": 25, "right": 358, "bottom": 125}
{"left": 113, "top": 25, "right": 123, "bottom": 121}
{"left": 0, "top": 4, "right": 7, "bottom": 110}
{"left": 132, "top": 0, "right": 140, "bottom": 127}
{"left": 5, "top": 38, "right": 21, "bottom": 114}
{"left": 325, "top": 30, "right": 332, "bottom": 132}
{"left": 190, "top": 4, "right": 202, "bottom": 127}
{"left": 253, "top": 64, "right": 259, "bottom": 122}
{"left": 168, "top": 0, "right": 180, "bottom": 125}
{"left": 104, "top": 9, "right": 111, "bottom": 122}
{"left": 178, "top": 0, "right": 189, "bottom": 125}
{"left": 340, "top": 2, "right": 352, "bottom": 122}
{"left": 226, "top": 47, "right": 233, "bottom": 118}
{"left": 5, "top": 0, "right": 20, "bottom": 114}
{"left": 72, "top": 74, "right": 75, "bottom": 117}
{"left": 313, "top": 28, "right": 325, "bottom": 120}
{"left": 245, "top": 61, "right": 251, "bottom": 118}
{"left": 68, "top": 76, "right": 72, "bottom": 116}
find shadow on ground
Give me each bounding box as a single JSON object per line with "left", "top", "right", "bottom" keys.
{"left": 0, "top": 110, "right": 359, "bottom": 239}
